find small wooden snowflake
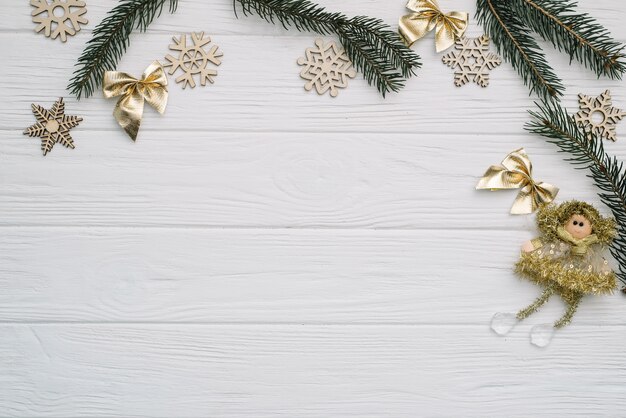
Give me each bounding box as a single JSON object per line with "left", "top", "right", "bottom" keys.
{"left": 297, "top": 39, "right": 356, "bottom": 97}
{"left": 574, "top": 90, "right": 626, "bottom": 142}
{"left": 31, "top": 0, "right": 88, "bottom": 42}
{"left": 442, "top": 35, "right": 501, "bottom": 87}
{"left": 23, "top": 97, "right": 83, "bottom": 156}
{"left": 164, "top": 32, "right": 223, "bottom": 89}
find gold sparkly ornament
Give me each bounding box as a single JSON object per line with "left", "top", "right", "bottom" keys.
{"left": 103, "top": 61, "right": 168, "bottom": 141}
{"left": 574, "top": 90, "right": 626, "bottom": 142}
{"left": 399, "top": 0, "right": 468, "bottom": 52}
{"left": 31, "top": 0, "right": 88, "bottom": 42}
{"left": 442, "top": 35, "right": 501, "bottom": 87}
{"left": 297, "top": 39, "right": 356, "bottom": 97}
{"left": 164, "top": 32, "right": 223, "bottom": 89}
{"left": 476, "top": 148, "right": 559, "bottom": 215}
{"left": 492, "top": 201, "right": 616, "bottom": 347}
{"left": 23, "top": 97, "right": 83, "bottom": 156}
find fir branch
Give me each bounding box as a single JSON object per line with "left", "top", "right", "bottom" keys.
{"left": 476, "top": 0, "right": 563, "bottom": 100}
{"left": 526, "top": 101, "right": 626, "bottom": 287}
{"left": 509, "top": 0, "right": 626, "bottom": 80}
{"left": 234, "top": 0, "right": 421, "bottom": 96}
{"left": 68, "top": 0, "right": 179, "bottom": 99}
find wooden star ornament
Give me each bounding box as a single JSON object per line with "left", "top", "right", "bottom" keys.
{"left": 23, "top": 97, "right": 83, "bottom": 156}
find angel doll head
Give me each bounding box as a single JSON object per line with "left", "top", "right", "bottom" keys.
{"left": 536, "top": 201, "right": 616, "bottom": 245}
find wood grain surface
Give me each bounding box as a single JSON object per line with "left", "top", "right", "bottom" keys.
{"left": 1, "top": 0, "right": 625, "bottom": 416}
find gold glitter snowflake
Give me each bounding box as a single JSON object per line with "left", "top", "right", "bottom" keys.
{"left": 574, "top": 90, "right": 626, "bottom": 142}
{"left": 31, "top": 0, "right": 88, "bottom": 42}
{"left": 442, "top": 35, "right": 501, "bottom": 87}
{"left": 164, "top": 32, "right": 223, "bottom": 89}
{"left": 23, "top": 97, "right": 83, "bottom": 156}
{"left": 297, "top": 39, "right": 356, "bottom": 97}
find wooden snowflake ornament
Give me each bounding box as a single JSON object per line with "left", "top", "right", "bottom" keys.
{"left": 23, "top": 97, "right": 83, "bottom": 156}
{"left": 442, "top": 35, "right": 501, "bottom": 87}
{"left": 164, "top": 32, "right": 223, "bottom": 89}
{"left": 31, "top": 0, "right": 88, "bottom": 42}
{"left": 574, "top": 90, "right": 626, "bottom": 142}
{"left": 297, "top": 39, "right": 356, "bottom": 97}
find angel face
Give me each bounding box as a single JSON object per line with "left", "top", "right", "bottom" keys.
{"left": 565, "top": 214, "right": 593, "bottom": 240}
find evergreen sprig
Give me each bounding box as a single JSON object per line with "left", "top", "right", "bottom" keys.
{"left": 68, "top": 0, "right": 179, "bottom": 99}
{"left": 477, "top": 0, "right": 626, "bottom": 100}
{"left": 526, "top": 101, "right": 626, "bottom": 288}
{"left": 234, "top": 0, "right": 421, "bottom": 96}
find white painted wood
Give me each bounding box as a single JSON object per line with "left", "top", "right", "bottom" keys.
{"left": 1, "top": 0, "right": 626, "bottom": 416}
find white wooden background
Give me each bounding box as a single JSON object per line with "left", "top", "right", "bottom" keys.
{"left": 1, "top": 0, "right": 626, "bottom": 416}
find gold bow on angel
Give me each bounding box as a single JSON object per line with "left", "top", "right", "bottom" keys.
{"left": 103, "top": 61, "right": 168, "bottom": 141}
{"left": 476, "top": 148, "right": 559, "bottom": 215}
{"left": 399, "top": 0, "right": 468, "bottom": 52}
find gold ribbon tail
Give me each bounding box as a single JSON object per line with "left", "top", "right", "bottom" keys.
{"left": 103, "top": 61, "right": 168, "bottom": 141}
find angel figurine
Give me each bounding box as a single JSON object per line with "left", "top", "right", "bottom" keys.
{"left": 492, "top": 201, "right": 617, "bottom": 346}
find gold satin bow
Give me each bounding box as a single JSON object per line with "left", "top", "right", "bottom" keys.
{"left": 103, "top": 61, "right": 168, "bottom": 141}
{"left": 399, "top": 0, "right": 468, "bottom": 52}
{"left": 476, "top": 148, "right": 559, "bottom": 215}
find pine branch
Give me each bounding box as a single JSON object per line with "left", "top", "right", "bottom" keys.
{"left": 476, "top": 0, "right": 563, "bottom": 100}
{"left": 509, "top": 0, "right": 626, "bottom": 79}
{"left": 68, "top": 0, "right": 179, "bottom": 99}
{"left": 526, "top": 100, "right": 626, "bottom": 287}
{"left": 234, "top": 0, "right": 421, "bottom": 96}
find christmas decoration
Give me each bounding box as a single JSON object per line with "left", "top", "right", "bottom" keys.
{"left": 527, "top": 100, "right": 626, "bottom": 291}
{"left": 103, "top": 61, "right": 168, "bottom": 141}
{"left": 68, "top": 0, "right": 420, "bottom": 99}
{"left": 68, "top": 0, "right": 179, "bottom": 99}
{"left": 477, "top": 148, "right": 558, "bottom": 214}
{"left": 23, "top": 97, "right": 83, "bottom": 156}
{"left": 297, "top": 39, "right": 356, "bottom": 97}
{"left": 399, "top": 0, "right": 468, "bottom": 52}
{"left": 164, "top": 32, "right": 223, "bottom": 89}
{"left": 31, "top": 0, "right": 88, "bottom": 42}
{"left": 574, "top": 90, "right": 625, "bottom": 142}
{"left": 492, "top": 201, "right": 616, "bottom": 347}
{"left": 442, "top": 35, "right": 501, "bottom": 87}
{"left": 476, "top": 0, "right": 626, "bottom": 100}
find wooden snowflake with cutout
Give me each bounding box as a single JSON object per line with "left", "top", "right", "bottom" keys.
{"left": 31, "top": 0, "right": 88, "bottom": 42}
{"left": 23, "top": 97, "right": 83, "bottom": 156}
{"left": 574, "top": 90, "right": 626, "bottom": 142}
{"left": 297, "top": 39, "right": 356, "bottom": 97}
{"left": 442, "top": 35, "right": 501, "bottom": 87}
{"left": 164, "top": 32, "right": 223, "bottom": 89}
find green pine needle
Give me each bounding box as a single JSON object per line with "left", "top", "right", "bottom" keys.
{"left": 68, "top": 0, "right": 179, "bottom": 99}
{"left": 477, "top": 0, "right": 564, "bottom": 100}
{"left": 510, "top": 0, "right": 626, "bottom": 79}
{"left": 527, "top": 100, "right": 626, "bottom": 287}
{"left": 477, "top": 0, "right": 626, "bottom": 100}
{"left": 234, "top": 0, "right": 421, "bottom": 97}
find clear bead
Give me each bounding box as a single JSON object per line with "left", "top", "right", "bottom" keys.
{"left": 491, "top": 312, "right": 518, "bottom": 336}
{"left": 530, "top": 324, "right": 555, "bottom": 347}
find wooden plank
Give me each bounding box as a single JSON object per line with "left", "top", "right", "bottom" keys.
{"left": 1, "top": 129, "right": 623, "bottom": 228}
{"left": 1, "top": 227, "right": 623, "bottom": 325}
{"left": 2, "top": 32, "right": 625, "bottom": 134}
{"left": 1, "top": 324, "right": 625, "bottom": 417}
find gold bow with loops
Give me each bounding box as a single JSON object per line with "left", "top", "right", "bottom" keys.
{"left": 103, "top": 61, "right": 168, "bottom": 141}
{"left": 476, "top": 148, "right": 560, "bottom": 215}
{"left": 399, "top": 0, "right": 468, "bottom": 52}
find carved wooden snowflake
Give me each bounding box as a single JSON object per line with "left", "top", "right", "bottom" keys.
{"left": 574, "top": 90, "right": 626, "bottom": 142}
{"left": 442, "top": 35, "right": 501, "bottom": 87}
{"left": 31, "top": 0, "right": 88, "bottom": 42}
{"left": 297, "top": 39, "right": 356, "bottom": 97}
{"left": 164, "top": 32, "right": 223, "bottom": 89}
{"left": 23, "top": 98, "right": 83, "bottom": 156}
